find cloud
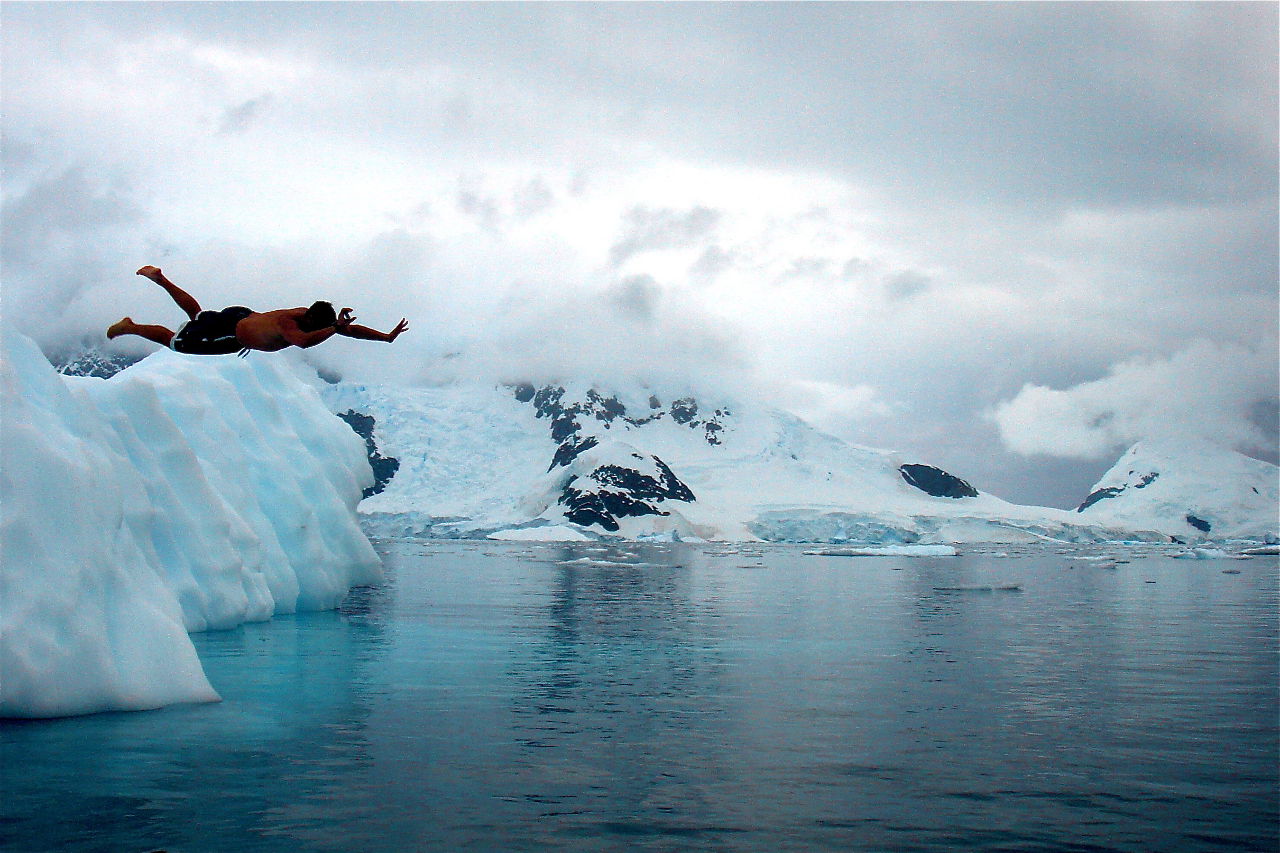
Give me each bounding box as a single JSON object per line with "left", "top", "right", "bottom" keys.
{"left": 217, "top": 93, "right": 275, "bottom": 135}
{"left": 1, "top": 3, "right": 1275, "bottom": 509}
{"left": 398, "top": 280, "right": 750, "bottom": 395}
{"left": 513, "top": 177, "right": 555, "bottom": 219}
{"left": 455, "top": 179, "right": 503, "bottom": 231}
{"left": 607, "top": 274, "right": 661, "bottom": 323}
{"left": 883, "top": 270, "right": 931, "bottom": 301}
{"left": 990, "top": 341, "right": 1279, "bottom": 460}
{"left": 1, "top": 167, "right": 143, "bottom": 263}
{"left": 690, "top": 245, "right": 737, "bottom": 280}
{"left": 774, "top": 378, "right": 897, "bottom": 435}
{"left": 609, "top": 205, "right": 721, "bottom": 267}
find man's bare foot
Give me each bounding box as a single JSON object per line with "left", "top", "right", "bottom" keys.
{"left": 106, "top": 317, "right": 133, "bottom": 339}
{"left": 137, "top": 265, "right": 163, "bottom": 282}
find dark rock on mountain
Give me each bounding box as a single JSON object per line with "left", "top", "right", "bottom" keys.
{"left": 503, "top": 384, "right": 731, "bottom": 530}
{"left": 558, "top": 452, "right": 696, "bottom": 532}
{"left": 1185, "top": 514, "right": 1212, "bottom": 533}
{"left": 1077, "top": 471, "right": 1160, "bottom": 512}
{"left": 51, "top": 347, "right": 143, "bottom": 379}
{"left": 337, "top": 410, "right": 400, "bottom": 498}
{"left": 899, "top": 464, "right": 978, "bottom": 499}
{"left": 1077, "top": 486, "right": 1124, "bottom": 512}
{"left": 549, "top": 435, "right": 600, "bottom": 471}
{"left": 511, "top": 383, "right": 729, "bottom": 446}
{"left": 671, "top": 397, "right": 698, "bottom": 424}
{"left": 586, "top": 389, "right": 627, "bottom": 423}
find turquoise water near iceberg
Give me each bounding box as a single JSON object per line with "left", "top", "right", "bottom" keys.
{"left": 2, "top": 541, "right": 1277, "bottom": 851}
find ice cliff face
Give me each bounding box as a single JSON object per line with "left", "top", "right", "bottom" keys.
{"left": 321, "top": 380, "right": 1186, "bottom": 543}
{"left": 0, "top": 330, "right": 381, "bottom": 718}
{"left": 1075, "top": 441, "right": 1278, "bottom": 541}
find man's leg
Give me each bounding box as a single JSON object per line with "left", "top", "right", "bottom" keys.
{"left": 137, "top": 266, "right": 201, "bottom": 320}
{"left": 107, "top": 317, "right": 175, "bottom": 347}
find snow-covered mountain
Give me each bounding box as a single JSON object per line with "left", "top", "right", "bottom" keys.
{"left": 1075, "top": 441, "right": 1278, "bottom": 541}
{"left": 317, "top": 379, "right": 1271, "bottom": 544}
{"left": 38, "top": 344, "right": 1280, "bottom": 544}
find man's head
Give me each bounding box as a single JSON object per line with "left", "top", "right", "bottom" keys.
{"left": 298, "top": 300, "right": 337, "bottom": 331}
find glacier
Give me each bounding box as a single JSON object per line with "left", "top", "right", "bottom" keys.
{"left": 1, "top": 329, "right": 381, "bottom": 718}
{"left": 319, "top": 380, "right": 1277, "bottom": 545}
{"left": 1075, "top": 441, "right": 1279, "bottom": 541}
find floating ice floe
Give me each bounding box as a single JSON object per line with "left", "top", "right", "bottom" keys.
{"left": 803, "top": 544, "right": 959, "bottom": 557}
{"left": 487, "top": 525, "right": 594, "bottom": 541}
{"left": 1172, "top": 547, "right": 1230, "bottom": 560}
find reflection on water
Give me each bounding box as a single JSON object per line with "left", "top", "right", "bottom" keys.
{"left": 1, "top": 542, "right": 1276, "bottom": 852}
{"left": 0, "top": 585, "right": 391, "bottom": 852}
{"left": 504, "top": 547, "right": 739, "bottom": 840}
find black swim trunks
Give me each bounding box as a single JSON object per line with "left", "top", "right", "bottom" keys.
{"left": 170, "top": 306, "right": 254, "bottom": 355}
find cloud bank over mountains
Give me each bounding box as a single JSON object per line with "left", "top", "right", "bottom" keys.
{"left": 993, "top": 341, "right": 1279, "bottom": 461}
{"left": 2, "top": 3, "right": 1275, "bottom": 508}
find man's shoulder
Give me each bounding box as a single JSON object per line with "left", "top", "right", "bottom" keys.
{"left": 254, "top": 307, "right": 307, "bottom": 323}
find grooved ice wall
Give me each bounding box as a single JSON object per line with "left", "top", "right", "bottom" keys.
{"left": 0, "top": 329, "right": 381, "bottom": 718}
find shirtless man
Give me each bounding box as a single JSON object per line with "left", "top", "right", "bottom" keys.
{"left": 107, "top": 266, "right": 409, "bottom": 355}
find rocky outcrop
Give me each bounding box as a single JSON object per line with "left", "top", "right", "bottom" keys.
{"left": 899, "top": 464, "right": 978, "bottom": 499}
{"left": 512, "top": 383, "right": 729, "bottom": 447}
{"left": 554, "top": 441, "right": 696, "bottom": 532}
{"left": 52, "top": 346, "right": 142, "bottom": 379}
{"left": 1077, "top": 472, "right": 1158, "bottom": 512}
{"left": 336, "top": 410, "right": 400, "bottom": 498}
{"left": 506, "top": 384, "right": 726, "bottom": 530}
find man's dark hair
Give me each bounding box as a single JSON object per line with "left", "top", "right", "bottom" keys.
{"left": 298, "top": 300, "right": 337, "bottom": 332}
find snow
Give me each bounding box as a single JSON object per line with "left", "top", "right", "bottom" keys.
{"left": 1075, "top": 441, "right": 1278, "bottom": 541}
{"left": 1171, "top": 547, "right": 1232, "bottom": 560}
{"left": 321, "top": 380, "right": 1259, "bottom": 544}
{"left": 1242, "top": 545, "right": 1279, "bottom": 556}
{"left": 487, "top": 525, "right": 593, "bottom": 542}
{"left": 1, "top": 329, "right": 380, "bottom": 718}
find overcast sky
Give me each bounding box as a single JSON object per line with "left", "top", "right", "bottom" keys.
{"left": 3, "top": 2, "right": 1276, "bottom": 508}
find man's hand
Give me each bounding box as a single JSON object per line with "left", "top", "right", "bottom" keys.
{"left": 387, "top": 318, "right": 409, "bottom": 342}
{"left": 137, "top": 265, "right": 163, "bottom": 281}
{"left": 336, "top": 307, "right": 356, "bottom": 328}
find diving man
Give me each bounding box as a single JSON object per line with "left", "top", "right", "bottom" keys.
{"left": 107, "top": 266, "right": 409, "bottom": 355}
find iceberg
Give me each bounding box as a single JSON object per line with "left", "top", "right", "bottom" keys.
{"left": 1, "top": 329, "right": 380, "bottom": 718}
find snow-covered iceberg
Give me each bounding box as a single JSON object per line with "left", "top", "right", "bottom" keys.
{"left": 0, "top": 329, "right": 380, "bottom": 718}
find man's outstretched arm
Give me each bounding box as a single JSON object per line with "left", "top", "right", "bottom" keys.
{"left": 336, "top": 318, "right": 409, "bottom": 343}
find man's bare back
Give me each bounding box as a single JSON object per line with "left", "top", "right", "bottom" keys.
{"left": 108, "top": 266, "right": 409, "bottom": 355}
{"left": 233, "top": 309, "right": 319, "bottom": 352}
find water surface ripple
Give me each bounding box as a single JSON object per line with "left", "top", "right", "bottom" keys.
{"left": 2, "top": 542, "right": 1276, "bottom": 851}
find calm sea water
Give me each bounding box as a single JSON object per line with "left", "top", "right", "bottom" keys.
{"left": 2, "top": 541, "right": 1277, "bottom": 852}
